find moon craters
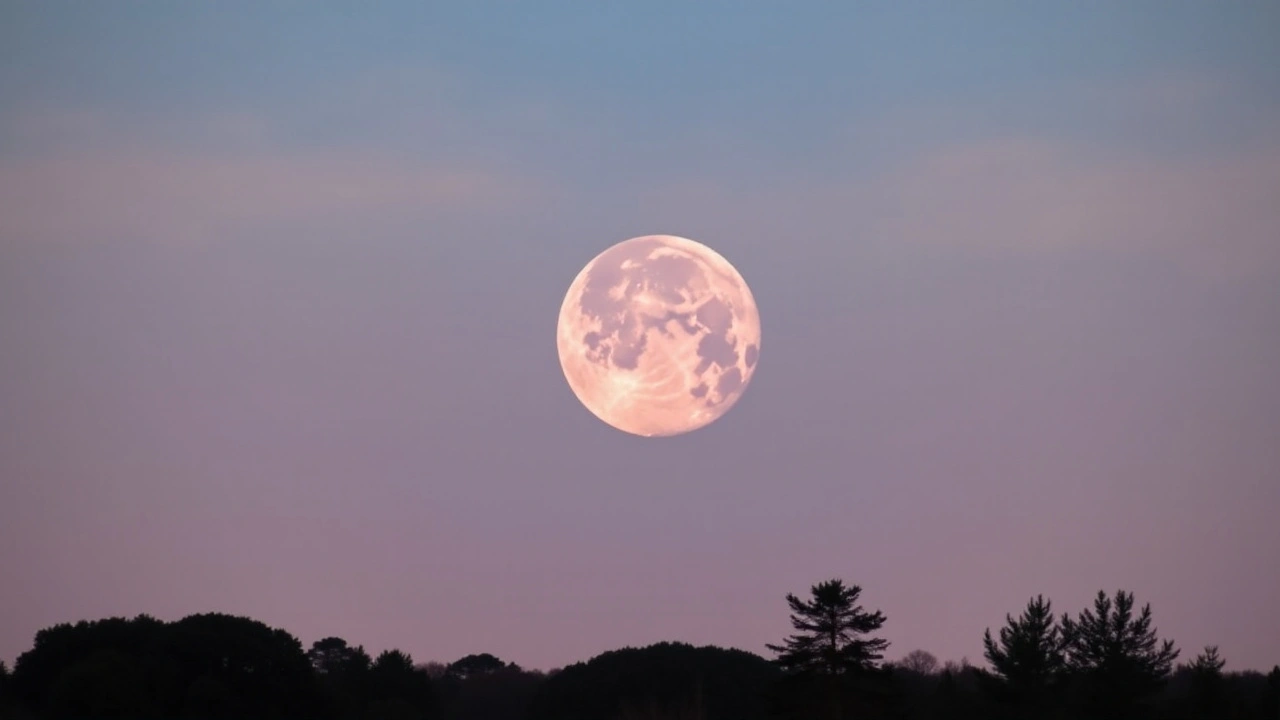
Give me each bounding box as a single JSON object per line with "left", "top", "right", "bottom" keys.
{"left": 557, "top": 235, "right": 761, "bottom": 437}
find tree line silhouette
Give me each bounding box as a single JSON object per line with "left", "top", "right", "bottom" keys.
{"left": 0, "top": 580, "right": 1276, "bottom": 720}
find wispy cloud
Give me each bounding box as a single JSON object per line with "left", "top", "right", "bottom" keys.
{"left": 869, "top": 134, "right": 1280, "bottom": 275}
{"left": 0, "top": 147, "right": 543, "bottom": 246}
{"left": 626, "top": 72, "right": 1280, "bottom": 282}
{"left": 627, "top": 133, "right": 1280, "bottom": 282}
{"left": 0, "top": 100, "right": 553, "bottom": 247}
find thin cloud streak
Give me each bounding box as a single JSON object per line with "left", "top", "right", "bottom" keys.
{"left": 0, "top": 149, "right": 544, "bottom": 246}
{"left": 629, "top": 132, "right": 1280, "bottom": 284}
{"left": 873, "top": 136, "right": 1280, "bottom": 274}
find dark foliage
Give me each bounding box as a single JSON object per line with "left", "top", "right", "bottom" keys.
{"left": 307, "top": 637, "right": 373, "bottom": 718}
{"left": 7, "top": 615, "right": 437, "bottom": 720}
{"left": 528, "top": 642, "right": 778, "bottom": 720}
{"left": 3, "top": 585, "right": 1274, "bottom": 720}
{"left": 767, "top": 579, "right": 889, "bottom": 676}
{"left": 896, "top": 650, "right": 940, "bottom": 676}
{"left": 309, "top": 636, "right": 373, "bottom": 677}
{"left": 1060, "top": 590, "right": 1180, "bottom": 719}
{"left": 364, "top": 649, "right": 435, "bottom": 720}
{"left": 0, "top": 660, "right": 18, "bottom": 720}
{"left": 444, "top": 654, "right": 511, "bottom": 682}
{"left": 434, "top": 653, "right": 543, "bottom": 720}
{"left": 10, "top": 614, "right": 322, "bottom": 719}
{"left": 1184, "top": 646, "right": 1228, "bottom": 720}
{"left": 1156, "top": 665, "right": 1275, "bottom": 720}
{"left": 983, "top": 594, "right": 1066, "bottom": 713}
{"left": 1267, "top": 667, "right": 1280, "bottom": 718}
{"left": 766, "top": 579, "right": 892, "bottom": 720}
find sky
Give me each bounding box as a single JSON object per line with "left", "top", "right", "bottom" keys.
{"left": 2, "top": 1, "right": 1279, "bottom": 673}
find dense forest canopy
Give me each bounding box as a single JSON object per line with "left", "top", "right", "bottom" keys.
{"left": 0, "top": 582, "right": 1276, "bottom": 720}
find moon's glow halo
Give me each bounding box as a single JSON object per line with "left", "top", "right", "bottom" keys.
{"left": 556, "top": 235, "right": 761, "bottom": 437}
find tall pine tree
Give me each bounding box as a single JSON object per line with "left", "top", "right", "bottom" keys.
{"left": 767, "top": 579, "right": 889, "bottom": 676}
{"left": 982, "top": 594, "right": 1065, "bottom": 710}
{"left": 767, "top": 579, "right": 889, "bottom": 720}
{"left": 1060, "top": 590, "right": 1179, "bottom": 720}
{"left": 1185, "top": 646, "right": 1227, "bottom": 720}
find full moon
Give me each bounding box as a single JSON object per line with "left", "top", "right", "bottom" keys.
{"left": 556, "top": 235, "right": 761, "bottom": 437}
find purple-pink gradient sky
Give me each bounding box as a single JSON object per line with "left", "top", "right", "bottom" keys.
{"left": 2, "top": 2, "right": 1279, "bottom": 671}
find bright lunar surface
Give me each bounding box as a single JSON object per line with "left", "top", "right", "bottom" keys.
{"left": 557, "top": 235, "right": 761, "bottom": 437}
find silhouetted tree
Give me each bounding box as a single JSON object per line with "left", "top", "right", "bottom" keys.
{"left": 10, "top": 615, "right": 166, "bottom": 717}
{"left": 898, "top": 650, "right": 940, "bottom": 676}
{"left": 528, "top": 642, "right": 777, "bottom": 720}
{"left": 366, "top": 649, "right": 434, "bottom": 720}
{"left": 445, "top": 654, "right": 511, "bottom": 682}
{"left": 0, "top": 660, "right": 11, "bottom": 717}
{"left": 420, "top": 662, "right": 448, "bottom": 680}
{"left": 767, "top": 579, "right": 890, "bottom": 720}
{"left": 10, "top": 613, "right": 322, "bottom": 719}
{"left": 310, "top": 637, "right": 372, "bottom": 676}
{"left": 170, "top": 613, "right": 321, "bottom": 718}
{"left": 982, "top": 594, "right": 1066, "bottom": 713}
{"left": 1188, "top": 645, "right": 1225, "bottom": 675}
{"left": 1264, "top": 666, "right": 1280, "bottom": 720}
{"left": 1060, "top": 590, "right": 1179, "bottom": 720}
{"left": 441, "top": 662, "right": 544, "bottom": 720}
{"left": 767, "top": 579, "right": 889, "bottom": 676}
{"left": 1181, "top": 646, "right": 1227, "bottom": 720}
{"left": 436, "top": 653, "right": 520, "bottom": 719}
{"left": 928, "top": 660, "right": 991, "bottom": 720}
{"left": 307, "top": 637, "right": 372, "bottom": 720}
{"left": 888, "top": 651, "right": 948, "bottom": 720}
{"left": 9, "top": 605, "right": 1276, "bottom": 720}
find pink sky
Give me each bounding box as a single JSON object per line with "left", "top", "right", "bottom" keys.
{"left": 2, "top": 2, "right": 1278, "bottom": 673}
